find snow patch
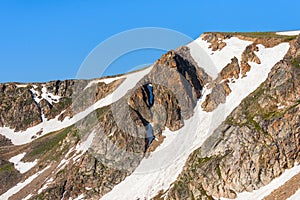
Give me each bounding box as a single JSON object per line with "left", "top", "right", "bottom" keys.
{"left": 277, "top": 103, "right": 285, "bottom": 110}
{"left": 16, "top": 84, "right": 28, "bottom": 88}
{"left": 30, "top": 86, "right": 61, "bottom": 105}
{"left": 57, "top": 147, "right": 75, "bottom": 171}
{"left": 102, "top": 43, "right": 290, "bottom": 200}
{"left": 0, "top": 166, "right": 50, "bottom": 200}
{"left": 38, "top": 177, "right": 54, "bottom": 194}
{"left": 276, "top": 30, "right": 300, "bottom": 36}
{"left": 29, "top": 85, "right": 61, "bottom": 121}
{"left": 72, "top": 194, "right": 85, "bottom": 200}
{"left": 30, "top": 88, "right": 46, "bottom": 122}
{"left": 56, "top": 131, "right": 96, "bottom": 173}
{"left": 41, "top": 86, "right": 61, "bottom": 105}
{"left": 9, "top": 152, "right": 38, "bottom": 174}
{"left": 84, "top": 76, "right": 123, "bottom": 90}
{"left": 23, "top": 194, "right": 33, "bottom": 200}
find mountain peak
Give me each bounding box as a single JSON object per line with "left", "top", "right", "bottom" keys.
{"left": 0, "top": 31, "right": 299, "bottom": 200}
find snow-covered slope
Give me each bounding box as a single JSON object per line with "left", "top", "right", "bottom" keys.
{"left": 9, "top": 152, "right": 38, "bottom": 174}
{"left": 102, "top": 37, "right": 290, "bottom": 199}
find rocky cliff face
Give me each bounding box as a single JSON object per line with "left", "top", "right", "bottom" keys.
{"left": 0, "top": 84, "right": 42, "bottom": 132}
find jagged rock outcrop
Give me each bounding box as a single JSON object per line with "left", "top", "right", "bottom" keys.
{"left": 202, "top": 33, "right": 231, "bottom": 51}
{"left": 219, "top": 57, "right": 240, "bottom": 80}
{"left": 201, "top": 81, "right": 231, "bottom": 112}
{"left": 203, "top": 32, "right": 297, "bottom": 48}
{"left": 241, "top": 44, "right": 261, "bottom": 77}
{"left": 125, "top": 48, "right": 211, "bottom": 141}
{"left": 128, "top": 48, "right": 210, "bottom": 131}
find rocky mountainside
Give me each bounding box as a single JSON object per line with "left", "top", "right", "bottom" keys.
{"left": 0, "top": 31, "right": 299, "bottom": 200}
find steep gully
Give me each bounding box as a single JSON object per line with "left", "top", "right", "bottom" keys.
{"left": 144, "top": 83, "right": 154, "bottom": 150}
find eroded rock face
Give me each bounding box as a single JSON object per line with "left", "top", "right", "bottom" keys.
{"left": 129, "top": 84, "right": 183, "bottom": 132}
{"left": 163, "top": 39, "right": 300, "bottom": 199}
{"left": 0, "top": 80, "right": 78, "bottom": 132}
{"left": 201, "top": 42, "right": 263, "bottom": 112}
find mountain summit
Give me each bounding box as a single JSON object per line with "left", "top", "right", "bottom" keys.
{"left": 0, "top": 31, "right": 300, "bottom": 200}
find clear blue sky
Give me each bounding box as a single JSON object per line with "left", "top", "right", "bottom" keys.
{"left": 1, "top": 0, "right": 300, "bottom": 83}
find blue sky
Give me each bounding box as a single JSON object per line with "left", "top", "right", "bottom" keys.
{"left": 0, "top": 0, "right": 300, "bottom": 83}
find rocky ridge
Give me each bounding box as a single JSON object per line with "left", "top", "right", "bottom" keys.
{"left": 5, "top": 46, "right": 211, "bottom": 200}
{"left": 0, "top": 78, "right": 123, "bottom": 136}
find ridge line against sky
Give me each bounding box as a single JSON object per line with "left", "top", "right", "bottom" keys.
{"left": 0, "top": 0, "right": 300, "bottom": 83}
